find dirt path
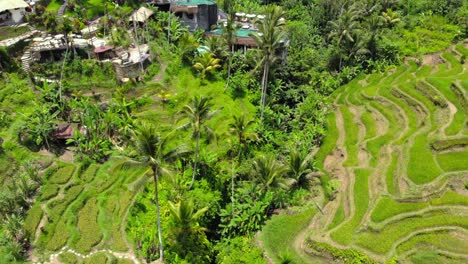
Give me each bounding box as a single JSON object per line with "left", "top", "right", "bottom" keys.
{"left": 291, "top": 223, "right": 328, "bottom": 264}
{"left": 309, "top": 107, "right": 354, "bottom": 231}
{"left": 289, "top": 105, "right": 353, "bottom": 263}
{"left": 152, "top": 60, "right": 168, "bottom": 83}
{"left": 323, "top": 107, "right": 351, "bottom": 221}
{"left": 119, "top": 186, "right": 142, "bottom": 262}
{"left": 255, "top": 233, "right": 275, "bottom": 264}
{"left": 59, "top": 150, "right": 74, "bottom": 163}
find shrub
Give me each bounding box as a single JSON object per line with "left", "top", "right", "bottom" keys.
{"left": 48, "top": 165, "right": 76, "bottom": 184}
{"left": 48, "top": 185, "right": 84, "bottom": 222}
{"left": 59, "top": 252, "right": 80, "bottom": 264}
{"left": 83, "top": 253, "right": 108, "bottom": 264}
{"left": 80, "top": 163, "right": 99, "bottom": 183}
{"left": 39, "top": 184, "right": 60, "bottom": 201}
{"left": 117, "top": 258, "right": 134, "bottom": 264}
{"left": 42, "top": 164, "right": 59, "bottom": 180}
{"left": 23, "top": 204, "right": 43, "bottom": 241}
{"left": 278, "top": 250, "right": 294, "bottom": 264}
{"left": 75, "top": 197, "right": 102, "bottom": 253}
{"left": 215, "top": 236, "right": 266, "bottom": 264}
{"left": 259, "top": 207, "right": 316, "bottom": 263}
{"left": 45, "top": 220, "right": 70, "bottom": 251}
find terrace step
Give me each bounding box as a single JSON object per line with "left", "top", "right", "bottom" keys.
{"left": 58, "top": 0, "right": 69, "bottom": 16}
{"left": 21, "top": 50, "right": 32, "bottom": 73}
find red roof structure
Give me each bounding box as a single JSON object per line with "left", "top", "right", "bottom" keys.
{"left": 94, "top": 45, "right": 114, "bottom": 53}
{"left": 53, "top": 124, "right": 75, "bottom": 139}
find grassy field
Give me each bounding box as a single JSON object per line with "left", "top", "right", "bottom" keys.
{"left": 20, "top": 51, "right": 258, "bottom": 262}
{"left": 305, "top": 44, "right": 468, "bottom": 263}
{"left": 46, "top": 0, "right": 62, "bottom": 12}
{"left": 24, "top": 157, "right": 151, "bottom": 261}
{"left": 0, "top": 26, "right": 30, "bottom": 41}
{"left": 258, "top": 207, "right": 317, "bottom": 263}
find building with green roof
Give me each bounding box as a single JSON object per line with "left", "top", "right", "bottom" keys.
{"left": 170, "top": 0, "right": 218, "bottom": 31}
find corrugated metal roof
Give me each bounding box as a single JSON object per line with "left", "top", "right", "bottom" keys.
{"left": 0, "top": 0, "right": 29, "bottom": 12}
{"left": 174, "top": 0, "right": 216, "bottom": 6}
{"left": 129, "top": 6, "right": 154, "bottom": 23}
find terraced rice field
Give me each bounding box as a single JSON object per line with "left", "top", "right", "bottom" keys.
{"left": 307, "top": 44, "right": 468, "bottom": 263}
{"left": 24, "top": 159, "right": 147, "bottom": 263}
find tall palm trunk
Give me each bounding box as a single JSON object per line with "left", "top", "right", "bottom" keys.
{"left": 59, "top": 43, "right": 69, "bottom": 103}
{"left": 231, "top": 161, "right": 235, "bottom": 216}
{"left": 224, "top": 45, "right": 234, "bottom": 92}
{"left": 189, "top": 132, "right": 200, "bottom": 189}
{"left": 337, "top": 43, "right": 343, "bottom": 71}
{"left": 152, "top": 167, "right": 164, "bottom": 262}
{"left": 260, "top": 55, "right": 270, "bottom": 121}
{"left": 231, "top": 144, "right": 243, "bottom": 216}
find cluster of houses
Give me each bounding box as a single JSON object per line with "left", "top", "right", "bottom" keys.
{"left": 0, "top": 0, "right": 35, "bottom": 25}
{"left": 1, "top": 0, "right": 287, "bottom": 81}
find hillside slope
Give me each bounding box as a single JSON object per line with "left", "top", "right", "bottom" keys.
{"left": 306, "top": 43, "right": 468, "bottom": 263}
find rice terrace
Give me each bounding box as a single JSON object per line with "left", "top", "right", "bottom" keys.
{"left": 300, "top": 44, "right": 468, "bottom": 263}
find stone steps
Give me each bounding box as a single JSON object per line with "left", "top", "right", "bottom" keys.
{"left": 21, "top": 50, "right": 32, "bottom": 73}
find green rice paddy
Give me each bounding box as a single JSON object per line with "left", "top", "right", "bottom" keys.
{"left": 306, "top": 44, "right": 468, "bottom": 263}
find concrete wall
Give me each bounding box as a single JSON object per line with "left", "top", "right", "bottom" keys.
{"left": 175, "top": 4, "right": 217, "bottom": 31}
{"left": 10, "top": 8, "right": 25, "bottom": 23}
{"left": 113, "top": 58, "right": 151, "bottom": 79}
{"left": 196, "top": 4, "right": 217, "bottom": 31}
{"left": 0, "top": 12, "right": 8, "bottom": 21}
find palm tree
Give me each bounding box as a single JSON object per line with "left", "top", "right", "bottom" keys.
{"left": 251, "top": 5, "right": 287, "bottom": 122}
{"left": 58, "top": 17, "right": 74, "bottom": 103}
{"left": 43, "top": 11, "right": 58, "bottom": 32}
{"left": 168, "top": 199, "right": 210, "bottom": 262}
{"left": 169, "top": 199, "right": 208, "bottom": 234}
{"left": 2, "top": 214, "right": 24, "bottom": 243}
{"left": 178, "top": 32, "right": 200, "bottom": 63}
{"left": 221, "top": 10, "right": 240, "bottom": 91}
{"left": 382, "top": 9, "right": 400, "bottom": 28}
{"left": 179, "top": 96, "right": 216, "bottom": 189}
{"left": 251, "top": 155, "right": 287, "bottom": 191}
{"left": 366, "top": 15, "right": 385, "bottom": 58}
{"left": 328, "top": 3, "right": 361, "bottom": 70}
{"left": 228, "top": 115, "right": 257, "bottom": 160}
{"left": 204, "top": 36, "right": 228, "bottom": 62}
{"left": 286, "top": 149, "right": 314, "bottom": 189}
{"left": 133, "top": 122, "right": 189, "bottom": 262}
{"left": 227, "top": 115, "right": 256, "bottom": 214}
{"left": 347, "top": 33, "right": 370, "bottom": 65}
{"left": 192, "top": 52, "right": 221, "bottom": 82}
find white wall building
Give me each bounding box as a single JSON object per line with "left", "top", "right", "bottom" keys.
{"left": 0, "top": 0, "right": 29, "bottom": 24}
